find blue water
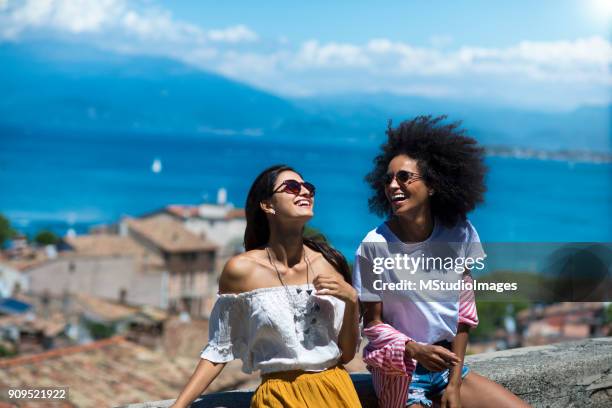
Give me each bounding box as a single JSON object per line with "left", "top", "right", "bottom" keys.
{"left": 0, "top": 129, "right": 610, "bottom": 256}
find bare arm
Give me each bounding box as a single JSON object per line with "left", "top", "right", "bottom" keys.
{"left": 337, "top": 293, "right": 360, "bottom": 364}
{"left": 440, "top": 323, "right": 469, "bottom": 408}
{"left": 172, "top": 256, "right": 251, "bottom": 407}
{"left": 449, "top": 323, "right": 469, "bottom": 385}
{"left": 170, "top": 359, "right": 226, "bottom": 408}
{"left": 363, "top": 301, "right": 384, "bottom": 328}
{"left": 451, "top": 271, "right": 476, "bottom": 383}
{"left": 313, "top": 271, "right": 360, "bottom": 363}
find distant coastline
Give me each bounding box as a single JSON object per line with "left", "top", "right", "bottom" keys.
{"left": 485, "top": 146, "right": 612, "bottom": 164}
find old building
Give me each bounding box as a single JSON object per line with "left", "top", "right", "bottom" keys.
{"left": 122, "top": 216, "right": 218, "bottom": 317}
{"left": 139, "top": 190, "right": 246, "bottom": 260}
{"left": 24, "top": 234, "right": 168, "bottom": 310}
{"left": 18, "top": 214, "right": 218, "bottom": 318}
{"left": 0, "top": 261, "right": 28, "bottom": 297}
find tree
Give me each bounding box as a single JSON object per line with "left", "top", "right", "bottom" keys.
{"left": 34, "top": 230, "right": 59, "bottom": 246}
{"left": 0, "top": 214, "right": 16, "bottom": 247}
{"left": 605, "top": 303, "right": 612, "bottom": 325}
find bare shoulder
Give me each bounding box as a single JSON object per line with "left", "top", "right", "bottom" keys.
{"left": 219, "top": 252, "right": 261, "bottom": 294}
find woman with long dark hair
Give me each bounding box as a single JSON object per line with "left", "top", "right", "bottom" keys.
{"left": 172, "top": 165, "right": 362, "bottom": 408}
{"left": 354, "top": 116, "right": 530, "bottom": 408}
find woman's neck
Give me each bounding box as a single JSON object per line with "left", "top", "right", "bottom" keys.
{"left": 390, "top": 207, "right": 434, "bottom": 243}
{"left": 267, "top": 223, "right": 305, "bottom": 267}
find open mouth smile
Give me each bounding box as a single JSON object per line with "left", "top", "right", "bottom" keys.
{"left": 295, "top": 198, "right": 312, "bottom": 207}
{"left": 390, "top": 192, "right": 408, "bottom": 203}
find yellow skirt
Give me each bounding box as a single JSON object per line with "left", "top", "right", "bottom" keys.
{"left": 251, "top": 364, "right": 362, "bottom": 408}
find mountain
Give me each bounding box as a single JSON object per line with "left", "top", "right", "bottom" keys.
{"left": 0, "top": 41, "right": 609, "bottom": 152}
{"left": 0, "top": 42, "right": 299, "bottom": 134}
{"left": 291, "top": 93, "right": 611, "bottom": 152}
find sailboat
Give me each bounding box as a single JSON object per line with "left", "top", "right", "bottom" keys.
{"left": 151, "top": 158, "right": 162, "bottom": 173}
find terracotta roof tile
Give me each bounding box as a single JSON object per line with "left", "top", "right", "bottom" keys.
{"left": 126, "top": 217, "right": 216, "bottom": 253}
{"left": 225, "top": 208, "right": 246, "bottom": 219}
{"left": 4, "top": 249, "right": 51, "bottom": 271}
{"left": 74, "top": 294, "right": 139, "bottom": 322}
{"left": 0, "top": 336, "right": 201, "bottom": 407}
{"left": 166, "top": 205, "right": 200, "bottom": 219}
{"left": 64, "top": 234, "right": 164, "bottom": 269}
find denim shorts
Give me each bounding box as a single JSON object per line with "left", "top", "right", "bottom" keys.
{"left": 406, "top": 342, "right": 470, "bottom": 407}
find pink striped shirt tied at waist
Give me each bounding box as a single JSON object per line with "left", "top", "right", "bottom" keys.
{"left": 363, "top": 323, "right": 415, "bottom": 408}
{"left": 362, "top": 274, "right": 479, "bottom": 408}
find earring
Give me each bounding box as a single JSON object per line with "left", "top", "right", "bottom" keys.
{"left": 269, "top": 209, "right": 276, "bottom": 214}
{"left": 428, "top": 190, "right": 434, "bottom": 196}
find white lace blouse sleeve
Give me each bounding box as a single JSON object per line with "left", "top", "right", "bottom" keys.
{"left": 200, "top": 295, "right": 250, "bottom": 363}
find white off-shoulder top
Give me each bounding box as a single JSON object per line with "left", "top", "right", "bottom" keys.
{"left": 200, "top": 283, "right": 357, "bottom": 374}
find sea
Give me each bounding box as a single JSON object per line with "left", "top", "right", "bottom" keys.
{"left": 1, "top": 129, "right": 610, "bottom": 259}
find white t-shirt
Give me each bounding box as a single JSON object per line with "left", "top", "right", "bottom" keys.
{"left": 353, "top": 218, "right": 485, "bottom": 344}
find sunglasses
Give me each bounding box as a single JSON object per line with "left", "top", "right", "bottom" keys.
{"left": 273, "top": 179, "right": 316, "bottom": 197}
{"left": 383, "top": 170, "right": 423, "bottom": 185}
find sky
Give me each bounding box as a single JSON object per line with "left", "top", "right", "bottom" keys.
{"left": 0, "top": 0, "right": 610, "bottom": 111}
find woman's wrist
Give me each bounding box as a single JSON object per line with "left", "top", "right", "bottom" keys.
{"left": 342, "top": 284, "right": 359, "bottom": 304}
{"left": 447, "top": 364, "right": 464, "bottom": 386}
{"left": 404, "top": 341, "right": 420, "bottom": 359}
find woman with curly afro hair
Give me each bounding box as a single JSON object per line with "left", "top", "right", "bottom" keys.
{"left": 353, "top": 116, "right": 530, "bottom": 408}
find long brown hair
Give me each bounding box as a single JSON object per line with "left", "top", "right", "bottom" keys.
{"left": 243, "top": 164, "right": 351, "bottom": 283}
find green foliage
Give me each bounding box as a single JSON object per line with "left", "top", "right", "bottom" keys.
{"left": 605, "top": 303, "right": 612, "bottom": 325}
{"left": 469, "top": 270, "right": 533, "bottom": 340}
{"left": 0, "top": 343, "right": 17, "bottom": 358}
{"left": 85, "top": 321, "right": 116, "bottom": 339}
{"left": 0, "top": 213, "right": 16, "bottom": 246}
{"left": 471, "top": 300, "right": 528, "bottom": 340}
{"left": 34, "top": 230, "right": 59, "bottom": 245}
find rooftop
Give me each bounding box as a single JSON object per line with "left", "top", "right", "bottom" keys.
{"left": 74, "top": 293, "right": 139, "bottom": 322}
{"left": 126, "top": 217, "right": 217, "bottom": 253}
{"left": 64, "top": 234, "right": 165, "bottom": 269}
{"left": 165, "top": 204, "right": 245, "bottom": 221}
{"left": 1, "top": 248, "right": 51, "bottom": 271}
{"left": 0, "top": 336, "right": 196, "bottom": 407}
{"left": 0, "top": 311, "right": 66, "bottom": 337}
{"left": 517, "top": 301, "right": 604, "bottom": 321}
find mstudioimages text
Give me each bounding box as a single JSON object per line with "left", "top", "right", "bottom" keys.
{"left": 372, "top": 279, "right": 519, "bottom": 293}
{"left": 371, "top": 254, "right": 486, "bottom": 274}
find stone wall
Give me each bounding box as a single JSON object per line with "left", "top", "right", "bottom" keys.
{"left": 119, "top": 337, "right": 612, "bottom": 408}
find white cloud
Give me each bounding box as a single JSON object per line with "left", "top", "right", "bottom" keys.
{"left": 207, "top": 24, "right": 258, "bottom": 43}
{"left": 204, "top": 35, "right": 610, "bottom": 108}
{"left": 121, "top": 9, "right": 205, "bottom": 43}
{"left": 1, "top": 0, "right": 256, "bottom": 46}
{"left": 284, "top": 37, "right": 612, "bottom": 84}
{"left": 293, "top": 40, "right": 370, "bottom": 68}
{"left": 2, "top": 0, "right": 125, "bottom": 37}
{"left": 455, "top": 36, "right": 611, "bottom": 83}
{"left": 0, "top": 0, "right": 610, "bottom": 109}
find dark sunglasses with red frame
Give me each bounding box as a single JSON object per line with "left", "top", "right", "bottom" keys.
{"left": 273, "top": 179, "right": 316, "bottom": 197}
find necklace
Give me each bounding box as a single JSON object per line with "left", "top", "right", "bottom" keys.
{"left": 265, "top": 245, "right": 313, "bottom": 325}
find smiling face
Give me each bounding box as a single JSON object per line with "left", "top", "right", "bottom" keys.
{"left": 266, "top": 170, "right": 314, "bottom": 221}
{"left": 385, "top": 154, "right": 431, "bottom": 216}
